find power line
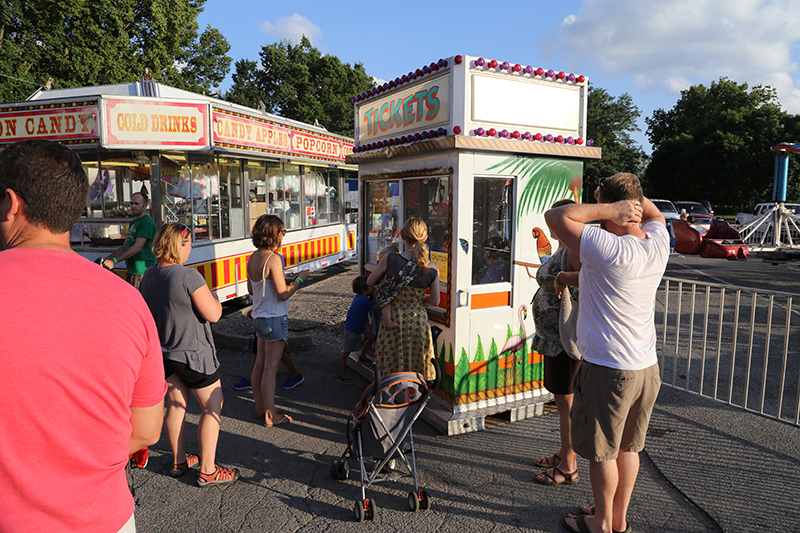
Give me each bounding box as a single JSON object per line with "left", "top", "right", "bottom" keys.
{"left": 0, "top": 73, "right": 41, "bottom": 86}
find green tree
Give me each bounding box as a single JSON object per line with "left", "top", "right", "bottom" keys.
{"left": 644, "top": 78, "right": 792, "bottom": 211}
{"left": 584, "top": 85, "right": 646, "bottom": 200}
{"left": 226, "top": 36, "right": 375, "bottom": 136}
{"left": 0, "top": 0, "right": 231, "bottom": 102}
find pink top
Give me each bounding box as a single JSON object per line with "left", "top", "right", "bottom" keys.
{"left": 0, "top": 249, "right": 167, "bottom": 532}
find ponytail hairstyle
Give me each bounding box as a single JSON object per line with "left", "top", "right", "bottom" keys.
{"left": 400, "top": 217, "right": 430, "bottom": 270}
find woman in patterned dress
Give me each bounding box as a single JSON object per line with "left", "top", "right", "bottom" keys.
{"left": 367, "top": 218, "right": 440, "bottom": 380}
{"left": 531, "top": 199, "right": 583, "bottom": 486}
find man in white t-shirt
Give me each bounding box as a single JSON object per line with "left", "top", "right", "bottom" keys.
{"left": 545, "top": 173, "right": 669, "bottom": 533}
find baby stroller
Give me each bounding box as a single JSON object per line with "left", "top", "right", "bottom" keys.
{"left": 331, "top": 358, "right": 441, "bottom": 522}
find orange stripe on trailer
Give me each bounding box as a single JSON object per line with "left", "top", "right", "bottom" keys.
{"left": 223, "top": 258, "right": 231, "bottom": 285}
{"left": 470, "top": 291, "right": 510, "bottom": 309}
{"left": 347, "top": 231, "right": 355, "bottom": 250}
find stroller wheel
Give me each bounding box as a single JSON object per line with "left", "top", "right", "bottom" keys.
{"left": 407, "top": 490, "right": 420, "bottom": 512}
{"left": 331, "top": 459, "right": 349, "bottom": 480}
{"left": 419, "top": 488, "right": 431, "bottom": 510}
{"left": 366, "top": 498, "right": 377, "bottom": 521}
{"left": 354, "top": 500, "right": 365, "bottom": 523}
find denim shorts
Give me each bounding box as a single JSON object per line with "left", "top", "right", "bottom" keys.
{"left": 255, "top": 315, "right": 288, "bottom": 341}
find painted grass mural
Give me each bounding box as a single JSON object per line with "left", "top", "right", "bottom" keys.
{"left": 433, "top": 326, "right": 544, "bottom": 405}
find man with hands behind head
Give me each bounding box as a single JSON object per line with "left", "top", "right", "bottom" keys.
{"left": 545, "top": 172, "right": 669, "bottom": 533}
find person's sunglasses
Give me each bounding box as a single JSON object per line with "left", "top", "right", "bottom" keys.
{"left": 599, "top": 177, "right": 619, "bottom": 202}
{"left": 280, "top": 229, "right": 287, "bottom": 235}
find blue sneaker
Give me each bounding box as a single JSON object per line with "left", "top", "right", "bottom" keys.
{"left": 280, "top": 375, "right": 305, "bottom": 390}
{"left": 232, "top": 377, "right": 252, "bottom": 390}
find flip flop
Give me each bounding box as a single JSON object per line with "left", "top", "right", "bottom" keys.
{"left": 574, "top": 508, "right": 631, "bottom": 533}
{"left": 533, "top": 452, "right": 561, "bottom": 468}
{"left": 265, "top": 414, "right": 292, "bottom": 427}
{"left": 562, "top": 514, "right": 592, "bottom": 533}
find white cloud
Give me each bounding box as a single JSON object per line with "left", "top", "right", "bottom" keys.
{"left": 547, "top": 0, "right": 800, "bottom": 112}
{"left": 259, "top": 14, "right": 322, "bottom": 45}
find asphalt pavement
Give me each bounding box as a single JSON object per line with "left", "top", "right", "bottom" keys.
{"left": 130, "top": 255, "right": 800, "bottom": 532}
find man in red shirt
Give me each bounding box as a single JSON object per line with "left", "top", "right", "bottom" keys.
{"left": 0, "top": 140, "right": 167, "bottom": 532}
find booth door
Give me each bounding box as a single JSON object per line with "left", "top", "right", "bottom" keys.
{"left": 463, "top": 176, "right": 522, "bottom": 400}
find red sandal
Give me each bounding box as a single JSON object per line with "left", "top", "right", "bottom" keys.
{"left": 169, "top": 454, "right": 199, "bottom": 478}
{"left": 197, "top": 466, "right": 240, "bottom": 487}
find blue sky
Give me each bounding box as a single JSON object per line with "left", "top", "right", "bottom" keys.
{"left": 197, "top": 0, "right": 800, "bottom": 154}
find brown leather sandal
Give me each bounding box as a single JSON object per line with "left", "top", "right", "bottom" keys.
{"left": 534, "top": 465, "right": 579, "bottom": 485}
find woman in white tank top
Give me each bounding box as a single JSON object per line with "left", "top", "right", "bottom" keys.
{"left": 247, "top": 215, "right": 309, "bottom": 426}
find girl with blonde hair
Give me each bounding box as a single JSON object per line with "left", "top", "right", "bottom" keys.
{"left": 140, "top": 223, "right": 239, "bottom": 486}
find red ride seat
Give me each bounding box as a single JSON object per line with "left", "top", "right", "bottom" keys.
{"left": 672, "top": 219, "right": 703, "bottom": 254}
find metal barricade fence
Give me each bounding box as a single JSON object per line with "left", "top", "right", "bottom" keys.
{"left": 656, "top": 276, "right": 800, "bottom": 427}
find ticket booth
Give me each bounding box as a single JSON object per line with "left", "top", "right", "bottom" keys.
{"left": 347, "top": 55, "right": 601, "bottom": 435}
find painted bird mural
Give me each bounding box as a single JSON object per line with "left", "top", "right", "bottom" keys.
{"left": 500, "top": 304, "right": 528, "bottom": 356}
{"left": 531, "top": 228, "right": 552, "bottom": 264}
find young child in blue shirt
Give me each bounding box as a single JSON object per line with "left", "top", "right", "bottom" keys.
{"left": 339, "top": 275, "right": 375, "bottom": 384}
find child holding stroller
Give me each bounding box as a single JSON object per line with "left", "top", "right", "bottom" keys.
{"left": 338, "top": 276, "right": 375, "bottom": 385}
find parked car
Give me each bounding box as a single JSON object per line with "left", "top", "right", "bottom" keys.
{"left": 674, "top": 201, "right": 715, "bottom": 225}
{"left": 735, "top": 202, "right": 800, "bottom": 226}
{"left": 652, "top": 199, "right": 680, "bottom": 220}
{"left": 652, "top": 199, "right": 679, "bottom": 249}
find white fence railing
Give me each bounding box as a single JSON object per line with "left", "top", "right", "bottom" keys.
{"left": 656, "top": 276, "right": 800, "bottom": 427}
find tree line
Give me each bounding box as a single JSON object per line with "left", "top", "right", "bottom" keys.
{"left": 1, "top": 1, "right": 796, "bottom": 212}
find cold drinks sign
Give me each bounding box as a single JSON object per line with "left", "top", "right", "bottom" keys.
{"left": 357, "top": 74, "right": 450, "bottom": 144}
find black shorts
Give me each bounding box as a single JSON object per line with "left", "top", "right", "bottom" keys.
{"left": 164, "top": 359, "right": 220, "bottom": 389}
{"left": 543, "top": 350, "right": 581, "bottom": 395}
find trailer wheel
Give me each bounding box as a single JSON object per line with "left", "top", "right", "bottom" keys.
{"left": 419, "top": 488, "right": 431, "bottom": 510}
{"left": 407, "top": 490, "right": 420, "bottom": 512}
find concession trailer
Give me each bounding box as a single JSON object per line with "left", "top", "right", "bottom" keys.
{"left": 0, "top": 78, "right": 358, "bottom": 300}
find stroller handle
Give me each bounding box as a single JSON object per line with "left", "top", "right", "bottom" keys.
{"left": 369, "top": 357, "right": 441, "bottom": 392}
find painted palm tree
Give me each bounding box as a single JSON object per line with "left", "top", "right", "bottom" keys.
{"left": 486, "top": 156, "right": 583, "bottom": 229}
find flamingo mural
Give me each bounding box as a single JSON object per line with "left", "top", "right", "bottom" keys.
{"left": 499, "top": 304, "right": 528, "bottom": 356}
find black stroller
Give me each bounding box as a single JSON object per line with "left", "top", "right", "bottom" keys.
{"left": 331, "top": 358, "right": 441, "bottom": 522}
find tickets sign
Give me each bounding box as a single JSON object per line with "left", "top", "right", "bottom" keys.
{"left": 103, "top": 98, "right": 209, "bottom": 149}
{"left": 357, "top": 73, "right": 450, "bottom": 143}
{"left": 0, "top": 104, "right": 99, "bottom": 144}
{"left": 212, "top": 109, "right": 353, "bottom": 163}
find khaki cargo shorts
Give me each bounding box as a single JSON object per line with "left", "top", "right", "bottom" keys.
{"left": 570, "top": 361, "right": 661, "bottom": 462}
